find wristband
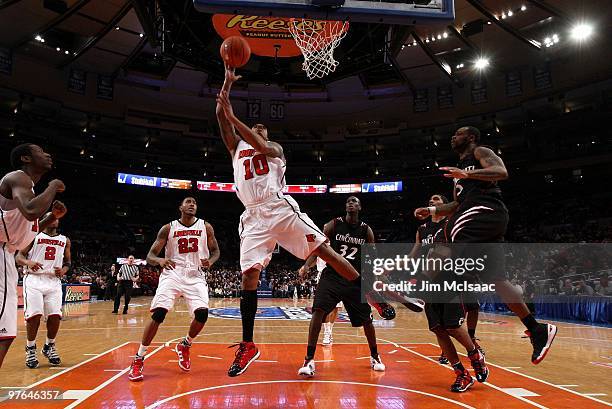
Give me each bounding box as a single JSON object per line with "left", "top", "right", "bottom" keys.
{"left": 427, "top": 206, "right": 436, "bottom": 216}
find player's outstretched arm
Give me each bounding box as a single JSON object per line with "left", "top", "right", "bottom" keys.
{"left": 216, "top": 66, "right": 242, "bottom": 157}
{"left": 440, "top": 147, "right": 508, "bottom": 182}
{"left": 39, "top": 201, "right": 68, "bottom": 231}
{"left": 216, "top": 90, "right": 283, "bottom": 159}
{"left": 6, "top": 172, "right": 64, "bottom": 221}
{"left": 146, "top": 224, "right": 175, "bottom": 270}
{"left": 414, "top": 201, "right": 459, "bottom": 219}
{"left": 203, "top": 222, "right": 220, "bottom": 269}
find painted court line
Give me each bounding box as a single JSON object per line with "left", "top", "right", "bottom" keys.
{"left": 197, "top": 355, "right": 222, "bottom": 360}
{"left": 144, "top": 380, "right": 478, "bottom": 409}
{"left": 431, "top": 341, "right": 612, "bottom": 407}
{"left": 26, "top": 341, "right": 131, "bottom": 389}
{"left": 63, "top": 343, "right": 166, "bottom": 409}
{"left": 396, "top": 343, "right": 550, "bottom": 409}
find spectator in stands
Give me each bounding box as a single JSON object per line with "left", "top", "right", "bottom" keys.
{"left": 575, "top": 279, "right": 594, "bottom": 296}
{"left": 104, "top": 264, "right": 117, "bottom": 301}
{"left": 595, "top": 275, "right": 611, "bottom": 296}
{"left": 559, "top": 279, "right": 574, "bottom": 295}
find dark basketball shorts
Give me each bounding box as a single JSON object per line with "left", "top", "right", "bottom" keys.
{"left": 445, "top": 196, "right": 509, "bottom": 282}
{"left": 425, "top": 295, "right": 467, "bottom": 330}
{"left": 313, "top": 271, "right": 372, "bottom": 327}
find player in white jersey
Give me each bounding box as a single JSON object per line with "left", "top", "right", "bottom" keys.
{"left": 16, "top": 215, "right": 71, "bottom": 368}
{"left": 128, "top": 197, "right": 220, "bottom": 382}
{"left": 0, "top": 143, "right": 66, "bottom": 368}
{"left": 216, "top": 65, "right": 363, "bottom": 377}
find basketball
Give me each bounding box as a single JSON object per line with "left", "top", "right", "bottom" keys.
{"left": 220, "top": 36, "right": 251, "bottom": 68}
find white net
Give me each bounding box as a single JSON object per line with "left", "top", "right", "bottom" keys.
{"left": 288, "top": 18, "right": 349, "bottom": 80}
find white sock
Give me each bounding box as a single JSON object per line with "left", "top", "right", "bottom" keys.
{"left": 27, "top": 340, "right": 36, "bottom": 348}
{"left": 46, "top": 337, "right": 55, "bottom": 345}
{"left": 323, "top": 323, "right": 331, "bottom": 333}
{"left": 137, "top": 344, "right": 147, "bottom": 357}
{"left": 184, "top": 335, "right": 193, "bottom": 345}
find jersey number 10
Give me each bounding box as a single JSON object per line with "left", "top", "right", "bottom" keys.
{"left": 243, "top": 154, "right": 270, "bottom": 180}
{"left": 178, "top": 238, "right": 198, "bottom": 254}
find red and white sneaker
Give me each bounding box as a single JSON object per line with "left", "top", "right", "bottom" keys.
{"left": 450, "top": 369, "right": 474, "bottom": 393}
{"left": 228, "top": 341, "right": 260, "bottom": 377}
{"left": 175, "top": 342, "right": 191, "bottom": 372}
{"left": 128, "top": 356, "right": 144, "bottom": 382}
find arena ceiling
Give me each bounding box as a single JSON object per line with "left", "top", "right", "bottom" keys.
{"left": 0, "top": 0, "right": 608, "bottom": 91}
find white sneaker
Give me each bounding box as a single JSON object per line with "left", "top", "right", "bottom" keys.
{"left": 322, "top": 330, "right": 333, "bottom": 346}
{"left": 298, "top": 359, "right": 315, "bottom": 377}
{"left": 370, "top": 355, "right": 386, "bottom": 372}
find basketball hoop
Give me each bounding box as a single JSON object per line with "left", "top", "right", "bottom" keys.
{"left": 288, "top": 18, "right": 349, "bottom": 80}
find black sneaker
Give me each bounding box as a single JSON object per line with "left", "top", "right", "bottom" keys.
{"left": 42, "top": 343, "right": 61, "bottom": 366}
{"left": 438, "top": 353, "right": 450, "bottom": 365}
{"left": 25, "top": 345, "right": 39, "bottom": 369}
{"left": 526, "top": 323, "right": 557, "bottom": 364}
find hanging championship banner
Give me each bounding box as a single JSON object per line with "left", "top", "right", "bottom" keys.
{"left": 505, "top": 70, "right": 522, "bottom": 97}
{"left": 413, "top": 89, "right": 429, "bottom": 113}
{"left": 96, "top": 74, "right": 114, "bottom": 100}
{"left": 247, "top": 99, "right": 261, "bottom": 120}
{"left": 533, "top": 64, "right": 552, "bottom": 90}
{"left": 471, "top": 78, "right": 487, "bottom": 105}
{"left": 270, "top": 100, "right": 285, "bottom": 121}
{"left": 0, "top": 47, "right": 12, "bottom": 75}
{"left": 68, "top": 69, "right": 87, "bottom": 95}
{"left": 437, "top": 85, "right": 453, "bottom": 110}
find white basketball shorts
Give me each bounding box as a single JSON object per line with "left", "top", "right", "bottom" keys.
{"left": 150, "top": 270, "right": 209, "bottom": 316}
{"left": 0, "top": 244, "right": 18, "bottom": 339}
{"left": 23, "top": 273, "right": 63, "bottom": 321}
{"left": 238, "top": 193, "right": 327, "bottom": 273}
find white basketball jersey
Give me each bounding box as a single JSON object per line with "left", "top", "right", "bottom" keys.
{"left": 0, "top": 172, "right": 38, "bottom": 252}
{"left": 27, "top": 232, "right": 67, "bottom": 275}
{"left": 232, "top": 140, "right": 286, "bottom": 207}
{"left": 164, "top": 219, "right": 209, "bottom": 273}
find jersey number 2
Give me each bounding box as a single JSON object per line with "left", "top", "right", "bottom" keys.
{"left": 339, "top": 245, "right": 358, "bottom": 260}
{"left": 44, "top": 246, "right": 56, "bottom": 260}
{"left": 243, "top": 154, "right": 270, "bottom": 180}
{"left": 178, "top": 238, "right": 198, "bottom": 254}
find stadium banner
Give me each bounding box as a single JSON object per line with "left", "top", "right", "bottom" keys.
{"left": 0, "top": 47, "right": 12, "bottom": 75}
{"left": 63, "top": 284, "right": 91, "bottom": 303}
{"left": 361, "top": 243, "right": 612, "bottom": 305}
{"left": 196, "top": 181, "right": 326, "bottom": 194}
{"left": 96, "top": 74, "right": 114, "bottom": 100}
{"left": 413, "top": 88, "right": 429, "bottom": 113}
{"left": 68, "top": 68, "right": 87, "bottom": 95}
{"left": 437, "top": 85, "right": 454, "bottom": 110}
{"left": 505, "top": 70, "right": 522, "bottom": 97}
{"left": 329, "top": 184, "right": 362, "bottom": 194}
{"left": 117, "top": 173, "right": 192, "bottom": 190}
{"left": 534, "top": 64, "right": 552, "bottom": 90}
{"left": 471, "top": 78, "right": 487, "bottom": 104}
{"left": 361, "top": 181, "right": 402, "bottom": 193}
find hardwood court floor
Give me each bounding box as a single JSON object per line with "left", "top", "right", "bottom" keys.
{"left": 0, "top": 297, "right": 610, "bottom": 408}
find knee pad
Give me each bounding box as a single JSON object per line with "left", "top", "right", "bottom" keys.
{"left": 151, "top": 308, "right": 168, "bottom": 323}
{"left": 194, "top": 308, "right": 208, "bottom": 324}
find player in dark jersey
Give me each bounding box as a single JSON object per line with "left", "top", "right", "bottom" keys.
{"left": 411, "top": 193, "right": 484, "bottom": 364}
{"left": 423, "top": 227, "right": 489, "bottom": 393}
{"left": 415, "top": 126, "right": 557, "bottom": 365}
{"left": 297, "top": 196, "right": 385, "bottom": 377}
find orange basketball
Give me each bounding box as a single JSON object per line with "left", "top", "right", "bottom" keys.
{"left": 220, "top": 36, "right": 251, "bottom": 68}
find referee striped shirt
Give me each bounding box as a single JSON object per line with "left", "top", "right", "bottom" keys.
{"left": 118, "top": 264, "right": 139, "bottom": 281}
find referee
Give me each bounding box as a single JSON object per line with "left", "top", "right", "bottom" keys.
{"left": 112, "top": 255, "right": 139, "bottom": 314}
